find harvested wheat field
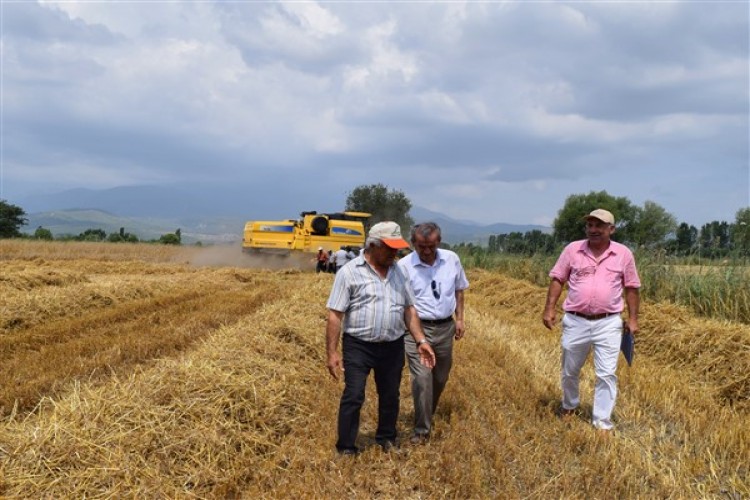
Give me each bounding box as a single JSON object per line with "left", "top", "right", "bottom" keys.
{"left": 0, "top": 240, "right": 747, "bottom": 498}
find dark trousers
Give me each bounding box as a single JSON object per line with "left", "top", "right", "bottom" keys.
{"left": 336, "top": 334, "right": 405, "bottom": 452}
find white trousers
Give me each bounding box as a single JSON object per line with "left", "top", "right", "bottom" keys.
{"left": 561, "top": 313, "right": 622, "bottom": 430}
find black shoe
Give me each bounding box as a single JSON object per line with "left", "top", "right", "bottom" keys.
{"left": 336, "top": 447, "right": 360, "bottom": 456}
{"left": 378, "top": 440, "right": 399, "bottom": 452}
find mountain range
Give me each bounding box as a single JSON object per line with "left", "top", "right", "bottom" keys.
{"left": 19, "top": 185, "right": 550, "bottom": 245}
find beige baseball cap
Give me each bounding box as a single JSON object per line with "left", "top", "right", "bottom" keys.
{"left": 584, "top": 209, "right": 615, "bottom": 225}
{"left": 368, "top": 221, "right": 410, "bottom": 249}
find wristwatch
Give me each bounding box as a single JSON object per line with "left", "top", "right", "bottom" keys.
{"left": 417, "top": 339, "right": 429, "bottom": 347}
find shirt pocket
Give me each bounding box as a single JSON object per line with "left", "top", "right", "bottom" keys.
{"left": 604, "top": 266, "right": 623, "bottom": 286}
{"left": 386, "top": 286, "right": 407, "bottom": 314}
{"left": 568, "top": 265, "right": 596, "bottom": 285}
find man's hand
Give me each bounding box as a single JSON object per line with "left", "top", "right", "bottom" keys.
{"left": 626, "top": 318, "right": 639, "bottom": 336}
{"left": 326, "top": 309, "right": 345, "bottom": 380}
{"left": 327, "top": 351, "right": 344, "bottom": 380}
{"left": 454, "top": 319, "right": 465, "bottom": 340}
{"left": 418, "top": 342, "right": 436, "bottom": 369}
{"left": 543, "top": 279, "right": 563, "bottom": 330}
{"left": 542, "top": 309, "right": 557, "bottom": 330}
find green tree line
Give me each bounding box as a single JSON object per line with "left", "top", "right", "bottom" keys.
{"left": 452, "top": 191, "right": 750, "bottom": 259}
{"left": 0, "top": 200, "right": 183, "bottom": 245}
{"left": 4, "top": 190, "right": 750, "bottom": 256}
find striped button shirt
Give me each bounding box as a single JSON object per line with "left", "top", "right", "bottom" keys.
{"left": 326, "top": 254, "right": 416, "bottom": 342}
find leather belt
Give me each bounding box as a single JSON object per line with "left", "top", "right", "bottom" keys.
{"left": 565, "top": 311, "right": 619, "bottom": 321}
{"left": 420, "top": 317, "right": 454, "bottom": 326}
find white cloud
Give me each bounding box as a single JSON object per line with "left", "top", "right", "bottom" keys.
{"left": 343, "top": 19, "right": 419, "bottom": 90}
{"left": 280, "top": 1, "right": 344, "bottom": 38}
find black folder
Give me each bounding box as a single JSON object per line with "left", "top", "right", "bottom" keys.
{"left": 620, "top": 327, "right": 634, "bottom": 366}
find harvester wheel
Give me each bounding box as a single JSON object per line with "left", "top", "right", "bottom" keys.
{"left": 311, "top": 216, "right": 328, "bottom": 235}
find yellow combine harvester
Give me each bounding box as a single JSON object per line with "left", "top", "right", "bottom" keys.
{"left": 242, "top": 211, "right": 371, "bottom": 255}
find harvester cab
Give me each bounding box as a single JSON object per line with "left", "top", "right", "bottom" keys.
{"left": 242, "top": 211, "right": 371, "bottom": 255}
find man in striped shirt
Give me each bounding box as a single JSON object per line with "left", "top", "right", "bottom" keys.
{"left": 326, "top": 221, "right": 436, "bottom": 455}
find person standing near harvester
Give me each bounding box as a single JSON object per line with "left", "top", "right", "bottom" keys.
{"left": 315, "top": 247, "right": 329, "bottom": 273}
{"left": 326, "top": 221, "right": 436, "bottom": 455}
{"left": 398, "top": 222, "right": 469, "bottom": 444}
{"left": 333, "top": 246, "right": 351, "bottom": 273}
{"left": 542, "top": 209, "right": 640, "bottom": 432}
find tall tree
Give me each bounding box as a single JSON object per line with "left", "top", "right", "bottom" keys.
{"left": 699, "top": 221, "right": 730, "bottom": 257}
{"left": 673, "top": 222, "right": 698, "bottom": 255}
{"left": 732, "top": 207, "right": 750, "bottom": 256}
{"left": 504, "top": 231, "right": 526, "bottom": 254}
{"left": 630, "top": 200, "right": 678, "bottom": 249}
{"left": 78, "top": 228, "right": 107, "bottom": 241}
{"left": 524, "top": 229, "right": 555, "bottom": 255}
{"left": 552, "top": 191, "right": 638, "bottom": 244}
{"left": 345, "top": 183, "right": 414, "bottom": 231}
{"left": 0, "top": 200, "right": 27, "bottom": 238}
{"left": 33, "top": 226, "right": 54, "bottom": 241}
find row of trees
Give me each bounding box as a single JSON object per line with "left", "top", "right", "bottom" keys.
{"left": 344, "top": 187, "right": 750, "bottom": 259}
{"left": 482, "top": 217, "right": 750, "bottom": 258}
{"left": 32, "top": 225, "right": 183, "bottom": 245}
{"left": 548, "top": 191, "right": 750, "bottom": 257}
{"left": 480, "top": 193, "right": 750, "bottom": 258}
{"left": 4, "top": 188, "right": 750, "bottom": 257}
{"left": 30, "top": 227, "right": 142, "bottom": 243}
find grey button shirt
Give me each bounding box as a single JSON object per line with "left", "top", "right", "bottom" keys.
{"left": 327, "top": 254, "right": 416, "bottom": 342}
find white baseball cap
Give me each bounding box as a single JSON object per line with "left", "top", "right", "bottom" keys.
{"left": 584, "top": 209, "right": 615, "bottom": 225}
{"left": 368, "top": 221, "right": 410, "bottom": 249}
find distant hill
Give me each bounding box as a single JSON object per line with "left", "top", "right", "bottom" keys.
{"left": 17, "top": 184, "right": 321, "bottom": 221}
{"left": 19, "top": 185, "right": 551, "bottom": 245}
{"left": 23, "top": 210, "right": 243, "bottom": 244}
{"left": 410, "top": 206, "right": 551, "bottom": 245}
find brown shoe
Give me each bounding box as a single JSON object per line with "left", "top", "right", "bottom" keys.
{"left": 557, "top": 407, "right": 576, "bottom": 419}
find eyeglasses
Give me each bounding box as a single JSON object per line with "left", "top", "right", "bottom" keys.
{"left": 431, "top": 280, "right": 440, "bottom": 299}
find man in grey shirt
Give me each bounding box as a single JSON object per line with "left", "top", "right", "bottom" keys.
{"left": 326, "top": 221, "right": 436, "bottom": 455}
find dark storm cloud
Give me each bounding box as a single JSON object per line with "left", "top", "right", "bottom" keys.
{"left": 2, "top": 1, "right": 747, "bottom": 227}
{"left": 2, "top": 1, "right": 117, "bottom": 44}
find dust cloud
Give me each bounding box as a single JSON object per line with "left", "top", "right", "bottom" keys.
{"left": 177, "top": 245, "right": 316, "bottom": 271}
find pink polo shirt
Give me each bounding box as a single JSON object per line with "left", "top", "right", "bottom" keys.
{"left": 549, "top": 240, "right": 641, "bottom": 315}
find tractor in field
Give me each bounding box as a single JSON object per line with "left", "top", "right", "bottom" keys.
{"left": 242, "top": 211, "right": 371, "bottom": 255}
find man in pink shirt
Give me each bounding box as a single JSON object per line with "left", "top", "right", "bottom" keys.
{"left": 542, "top": 209, "right": 640, "bottom": 431}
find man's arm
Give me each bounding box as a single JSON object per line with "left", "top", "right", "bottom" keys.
{"left": 326, "top": 309, "right": 345, "bottom": 380}
{"left": 624, "top": 287, "right": 640, "bottom": 335}
{"left": 404, "top": 305, "right": 436, "bottom": 369}
{"left": 454, "top": 289, "right": 466, "bottom": 340}
{"left": 542, "top": 278, "right": 564, "bottom": 330}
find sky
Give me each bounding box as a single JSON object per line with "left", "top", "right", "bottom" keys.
{"left": 1, "top": 0, "right": 748, "bottom": 227}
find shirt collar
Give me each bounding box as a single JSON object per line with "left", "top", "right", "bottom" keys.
{"left": 578, "top": 240, "right": 616, "bottom": 258}
{"left": 412, "top": 248, "right": 444, "bottom": 268}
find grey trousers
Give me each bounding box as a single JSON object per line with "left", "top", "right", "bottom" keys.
{"left": 404, "top": 320, "right": 455, "bottom": 436}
